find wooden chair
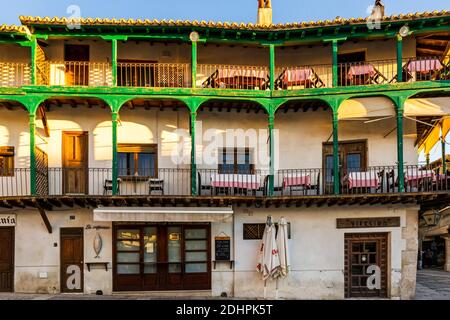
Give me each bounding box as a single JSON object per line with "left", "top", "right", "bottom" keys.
{"left": 386, "top": 169, "right": 396, "bottom": 193}
{"left": 202, "top": 69, "right": 219, "bottom": 88}
{"left": 309, "top": 68, "right": 326, "bottom": 88}
{"left": 433, "top": 57, "right": 450, "bottom": 80}
{"left": 103, "top": 178, "right": 122, "bottom": 195}
{"left": 389, "top": 60, "right": 414, "bottom": 83}
{"left": 369, "top": 67, "right": 388, "bottom": 84}
{"left": 148, "top": 178, "right": 164, "bottom": 195}
{"left": 197, "top": 172, "right": 213, "bottom": 196}
{"left": 376, "top": 169, "right": 385, "bottom": 193}
{"left": 304, "top": 172, "right": 321, "bottom": 195}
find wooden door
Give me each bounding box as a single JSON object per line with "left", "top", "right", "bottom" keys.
{"left": 323, "top": 140, "right": 367, "bottom": 194}
{"left": 62, "top": 131, "right": 88, "bottom": 194}
{"left": 344, "top": 233, "right": 388, "bottom": 298}
{"left": 60, "top": 228, "right": 84, "bottom": 293}
{"left": 64, "top": 44, "right": 89, "bottom": 86}
{"left": 114, "top": 224, "right": 210, "bottom": 291}
{"left": 0, "top": 227, "right": 14, "bottom": 292}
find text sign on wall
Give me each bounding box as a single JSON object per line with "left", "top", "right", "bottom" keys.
{"left": 337, "top": 217, "right": 400, "bottom": 229}
{"left": 0, "top": 214, "right": 16, "bottom": 226}
{"left": 215, "top": 236, "right": 231, "bottom": 261}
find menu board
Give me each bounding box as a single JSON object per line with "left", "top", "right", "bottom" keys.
{"left": 215, "top": 236, "right": 231, "bottom": 261}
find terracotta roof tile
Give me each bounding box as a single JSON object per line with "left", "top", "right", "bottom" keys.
{"left": 0, "top": 24, "right": 29, "bottom": 34}
{"left": 18, "top": 10, "right": 450, "bottom": 31}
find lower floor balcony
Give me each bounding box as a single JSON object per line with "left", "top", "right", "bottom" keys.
{"left": 1, "top": 165, "right": 449, "bottom": 198}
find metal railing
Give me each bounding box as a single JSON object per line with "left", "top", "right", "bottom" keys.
{"left": 338, "top": 59, "right": 397, "bottom": 87}
{"left": 198, "top": 64, "right": 270, "bottom": 90}
{"left": 197, "top": 169, "right": 269, "bottom": 196}
{"left": 45, "top": 168, "right": 191, "bottom": 196}
{"left": 397, "top": 56, "right": 450, "bottom": 82}
{"left": 274, "top": 65, "right": 332, "bottom": 90}
{"left": 48, "top": 61, "right": 113, "bottom": 86}
{"left": 117, "top": 62, "right": 190, "bottom": 88}
{"left": 1, "top": 165, "right": 450, "bottom": 198}
{"left": 0, "top": 62, "right": 31, "bottom": 87}
{"left": 0, "top": 168, "right": 31, "bottom": 197}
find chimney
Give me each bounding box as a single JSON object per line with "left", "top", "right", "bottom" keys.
{"left": 257, "top": 0, "right": 273, "bottom": 26}
{"left": 372, "top": 0, "right": 385, "bottom": 18}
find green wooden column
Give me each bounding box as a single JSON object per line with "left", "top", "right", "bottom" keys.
{"left": 269, "top": 44, "right": 275, "bottom": 91}
{"left": 111, "top": 39, "right": 118, "bottom": 86}
{"left": 442, "top": 125, "right": 447, "bottom": 174}
{"left": 396, "top": 101, "right": 405, "bottom": 192}
{"left": 190, "top": 111, "right": 197, "bottom": 195}
{"left": 112, "top": 111, "right": 119, "bottom": 195}
{"left": 332, "top": 110, "right": 340, "bottom": 195}
{"left": 191, "top": 40, "right": 197, "bottom": 89}
{"left": 268, "top": 113, "right": 275, "bottom": 196}
{"left": 396, "top": 35, "right": 403, "bottom": 82}
{"left": 30, "top": 37, "right": 37, "bottom": 85}
{"left": 29, "top": 113, "right": 37, "bottom": 195}
{"left": 332, "top": 40, "right": 338, "bottom": 87}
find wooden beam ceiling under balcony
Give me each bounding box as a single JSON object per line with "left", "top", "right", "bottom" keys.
{"left": 43, "top": 98, "right": 109, "bottom": 110}
{"left": 0, "top": 193, "right": 448, "bottom": 212}
{"left": 416, "top": 32, "right": 450, "bottom": 57}
{"left": 199, "top": 100, "right": 266, "bottom": 114}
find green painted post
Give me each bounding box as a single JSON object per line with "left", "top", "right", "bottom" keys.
{"left": 268, "top": 114, "right": 275, "bottom": 196}
{"left": 111, "top": 39, "right": 118, "bottom": 86}
{"left": 191, "top": 111, "right": 197, "bottom": 195}
{"left": 332, "top": 110, "right": 340, "bottom": 195}
{"left": 30, "top": 37, "right": 37, "bottom": 85}
{"left": 442, "top": 125, "right": 447, "bottom": 174}
{"left": 396, "top": 35, "right": 403, "bottom": 83}
{"left": 112, "top": 112, "right": 119, "bottom": 195}
{"left": 269, "top": 44, "right": 275, "bottom": 91}
{"left": 442, "top": 143, "right": 447, "bottom": 174}
{"left": 332, "top": 40, "right": 338, "bottom": 87}
{"left": 191, "top": 41, "right": 197, "bottom": 89}
{"left": 396, "top": 102, "right": 405, "bottom": 192}
{"left": 29, "top": 113, "right": 37, "bottom": 195}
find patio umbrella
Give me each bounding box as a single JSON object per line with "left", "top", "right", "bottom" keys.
{"left": 275, "top": 217, "right": 290, "bottom": 299}
{"left": 256, "top": 216, "right": 280, "bottom": 298}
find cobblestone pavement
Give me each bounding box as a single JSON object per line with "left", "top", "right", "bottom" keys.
{"left": 1, "top": 269, "right": 449, "bottom": 300}
{"left": 415, "top": 269, "right": 450, "bottom": 300}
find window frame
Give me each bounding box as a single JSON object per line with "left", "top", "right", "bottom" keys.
{"left": 218, "top": 147, "right": 255, "bottom": 174}
{"left": 117, "top": 143, "right": 158, "bottom": 177}
{"left": 0, "top": 146, "right": 15, "bottom": 177}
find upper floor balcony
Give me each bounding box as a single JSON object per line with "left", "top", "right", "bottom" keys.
{"left": 1, "top": 55, "right": 448, "bottom": 90}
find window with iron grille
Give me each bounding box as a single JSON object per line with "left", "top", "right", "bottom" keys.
{"left": 0, "top": 146, "right": 14, "bottom": 176}
{"left": 243, "top": 223, "right": 291, "bottom": 240}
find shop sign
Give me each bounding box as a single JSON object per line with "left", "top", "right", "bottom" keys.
{"left": 0, "top": 214, "right": 16, "bottom": 226}
{"left": 337, "top": 217, "right": 400, "bottom": 229}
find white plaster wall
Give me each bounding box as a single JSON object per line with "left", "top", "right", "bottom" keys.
{"left": 232, "top": 205, "right": 415, "bottom": 299}
{"left": 276, "top": 107, "right": 417, "bottom": 170}
{"left": 196, "top": 110, "right": 270, "bottom": 170}
{"left": 0, "top": 109, "right": 31, "bottom": 196}
{"left": 211, "top": 217, "right": 234, "bottom": 297}
{"left": 118, "top": 107, "right": 190, "bottom": 169}
{"left": 13, "top": 208, "right": 113, "bottom": 294}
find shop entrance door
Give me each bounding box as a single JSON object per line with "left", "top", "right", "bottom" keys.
{"left": 0, "top": 227, "right": 14, "bottom": 292}
{"left": 345, "top": 233, "right": 388, "bottom": 298}
{"left": 113, "top": 224, "right": 211, "bottom": 291}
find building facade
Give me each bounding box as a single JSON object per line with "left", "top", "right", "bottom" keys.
{"left": 0, "top": 8, "right": 450, "bottom": 299}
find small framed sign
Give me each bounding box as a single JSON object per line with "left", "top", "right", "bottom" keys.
{"left": 214, "top": 235, "right": 231, "bottom": 261}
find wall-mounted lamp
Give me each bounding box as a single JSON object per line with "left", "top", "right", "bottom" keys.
{"left": 189, "top": 31, "right": 200, "bottom": 42}
{"left": 398, "top": 25, "right": 411, "bottom": 38}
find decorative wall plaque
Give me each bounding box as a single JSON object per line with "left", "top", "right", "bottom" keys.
{"left": 337, "top": 217, "right": 400, "bottom": 229}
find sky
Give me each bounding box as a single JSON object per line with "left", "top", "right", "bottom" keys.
{"left": 0, "top": 0, "right": 448, "bottom": 25}
{"left": 0, "top": 0, "right": 448, "bottom": 163}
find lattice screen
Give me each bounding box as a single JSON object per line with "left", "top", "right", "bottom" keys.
{"left": 35, "top": 147, "right": 49, "bottom": 196}
{"left": 243, "top": 223, "right": 291, "bottom": 240}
